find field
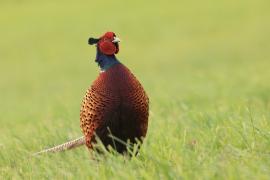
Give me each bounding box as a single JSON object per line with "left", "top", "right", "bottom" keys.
{"left": 1, "top": 0, "right": 270, "bottom": 179}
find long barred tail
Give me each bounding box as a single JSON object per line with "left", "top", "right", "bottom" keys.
{"left": 33, "top": 136, "right": 85, "bottom": 156}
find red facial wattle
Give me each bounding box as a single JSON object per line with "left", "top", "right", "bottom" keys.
{"left": 88, "top": 32, "right": 120, "bottom": 55}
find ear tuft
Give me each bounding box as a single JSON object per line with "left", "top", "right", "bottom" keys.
{"left": 88, "top": 38, "right": 99, "bottom": 45}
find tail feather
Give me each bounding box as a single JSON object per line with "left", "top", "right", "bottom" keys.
{"left": 33, "top": 136, "right": 85, "bottom": 156}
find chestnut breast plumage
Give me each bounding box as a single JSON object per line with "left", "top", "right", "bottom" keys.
{"left": 80, "top": 63, "right": 149, "bottom": 153}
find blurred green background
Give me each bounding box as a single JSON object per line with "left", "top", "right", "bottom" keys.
{"left": 0, "top": 0, "right": 270, "bottom": 179}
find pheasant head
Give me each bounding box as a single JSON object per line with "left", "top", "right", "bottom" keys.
{"left": 88, "top": 32, "right": 121, "bottom": 71}
{"left": 88, "top": 32, "right": 120, "bottom": 55}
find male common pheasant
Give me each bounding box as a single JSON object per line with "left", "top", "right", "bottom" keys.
{"left": 34, "top": 32, "right": 149, "bottom": 155}
{"left": 80, "top": 32, "right": 149, "bottom": 153}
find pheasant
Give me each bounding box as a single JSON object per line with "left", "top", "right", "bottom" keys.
{"left": 34, "top": 32, "right": 149, "bottom": 155}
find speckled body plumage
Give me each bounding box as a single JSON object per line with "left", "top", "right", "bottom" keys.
{"left": 80, "top": 63, "right": 149, "bottom": 153}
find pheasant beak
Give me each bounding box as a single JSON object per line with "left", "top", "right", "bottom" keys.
{"left": 112, "top": 37, "right": 121, "bottom": 43}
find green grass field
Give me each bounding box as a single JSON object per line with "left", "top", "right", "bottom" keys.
{"left": 1, "top": 0, "right": 270, "bottom": 179}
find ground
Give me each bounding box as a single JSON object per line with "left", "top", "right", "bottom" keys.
{"left": 0, "top": 0, "right": 270, "bottom": 179}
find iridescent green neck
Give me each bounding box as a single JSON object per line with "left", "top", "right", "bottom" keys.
{"left": 95, "top": 52, "right": 120, "bottom": 71}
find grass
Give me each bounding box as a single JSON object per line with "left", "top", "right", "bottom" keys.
{"left": 0, "top": 0, "right": 270, "bottom": 179}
